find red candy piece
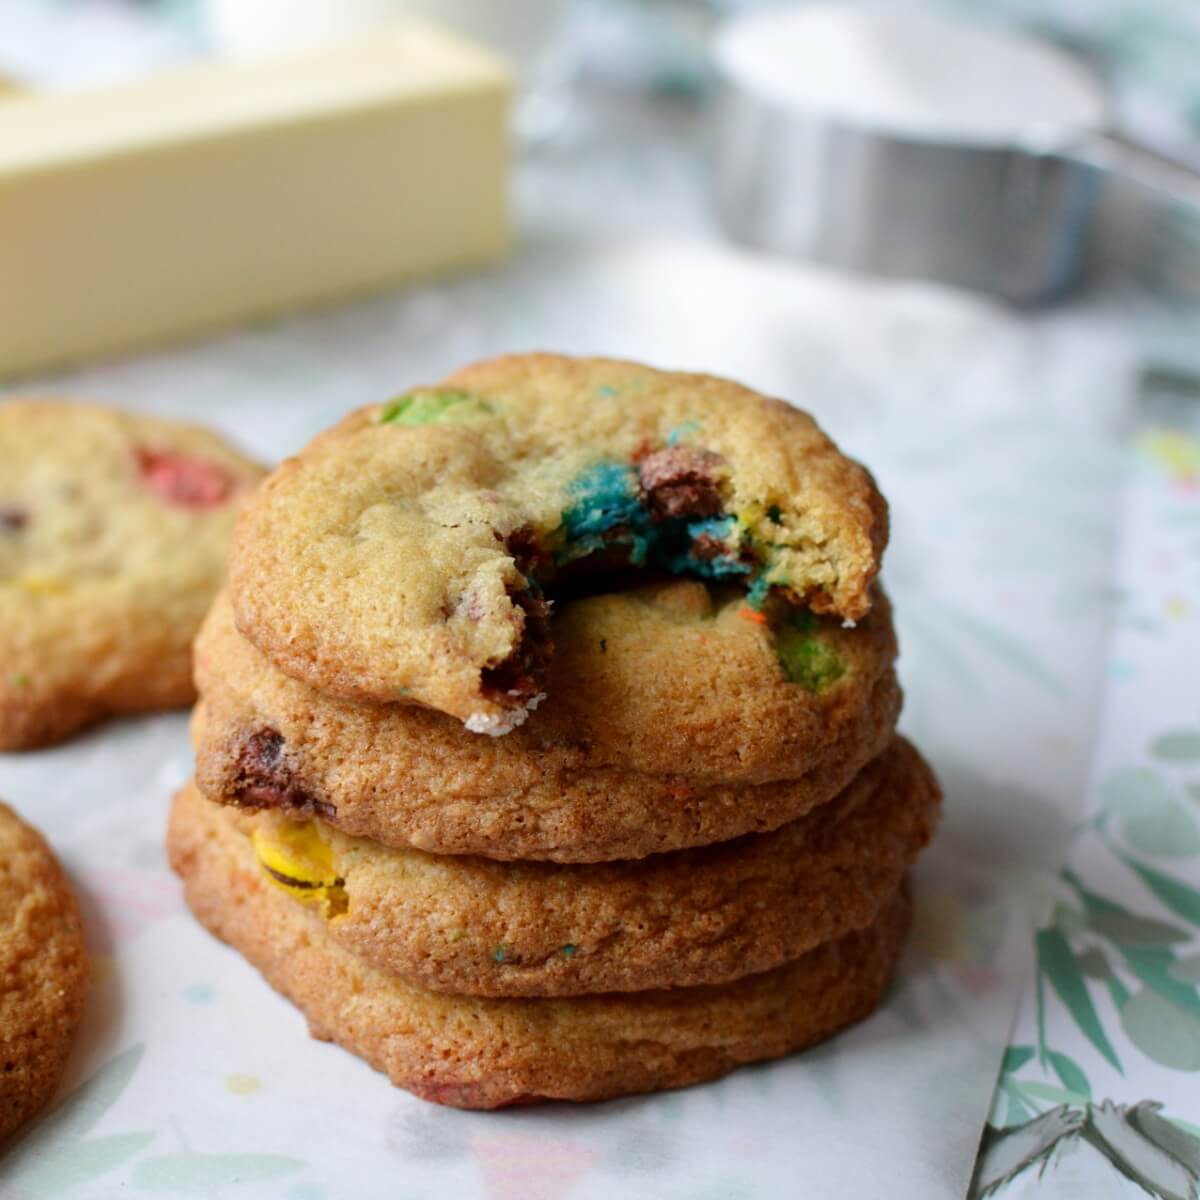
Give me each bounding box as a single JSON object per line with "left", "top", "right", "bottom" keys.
{"left": 136, "top": 447, "right": 234, "bottom": 509}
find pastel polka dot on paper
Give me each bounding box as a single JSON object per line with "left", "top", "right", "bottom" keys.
{"left": 286, "top": 1187, "right": 326, "bottom": 1200}
{"left": 1164, "top": 595, "right": 1190, "bottom": 620}
{"left": 182, "top": 983, "right": 215, "bottom": 1004}
{"left": 225, "top": 1073, "right": 261, "bottom": 1095}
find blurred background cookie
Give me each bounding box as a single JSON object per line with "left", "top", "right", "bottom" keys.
{"left": 0, "top": 401, "right": 264, "bottom": 749}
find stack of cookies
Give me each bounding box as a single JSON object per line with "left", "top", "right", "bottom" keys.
{"left": 169, "top": 354, "right": 941, "bottom": 1109}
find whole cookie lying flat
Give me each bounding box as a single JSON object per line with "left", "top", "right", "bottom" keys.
{"left": 0, "top": 401, "right": 263, "bottom": 749}
{"left": 0, "top": 802, "right": 89, "bottom": 1141}
{"left": 169, "top": 798, "right": 910, "bottom": 1108}
{"left": 173, "top": 738, "right": 937, "bottom": 996}
{"left": 193, "top": 581, "right": 900, "bottom": 860}
{"left": 229, "top": 353, "right": 887, "bottom": 733}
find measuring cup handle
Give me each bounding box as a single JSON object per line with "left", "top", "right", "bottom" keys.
{"left": 1050, "top": 130, "right": 1200, "bottom": 299}
{"left": 1066, "top": 131, "right": 1200, "bottom": 207}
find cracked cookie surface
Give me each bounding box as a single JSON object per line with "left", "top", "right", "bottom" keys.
{"left": 174, "top": 739, "right": 937, "bottom": 996}
{"left": 0, "top": 400, "right": 263, "bottom": 749}
{"left": 168, "top": 790, "right": 911, "bottom": 1109}
{"left": 228, "top": 354, "right": 887, "bottom": 733}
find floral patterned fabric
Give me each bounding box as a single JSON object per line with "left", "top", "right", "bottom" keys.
{"left": 975, "top": 415, "right": 1200, "bottom": 1198}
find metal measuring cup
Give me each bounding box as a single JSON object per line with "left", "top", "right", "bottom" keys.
{"left": 711, "top": 6, "right": 1200, "bottom": 304}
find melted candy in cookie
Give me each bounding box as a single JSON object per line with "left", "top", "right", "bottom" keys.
{"left": 136, "top": 447, "right": 235, "bottom": 509}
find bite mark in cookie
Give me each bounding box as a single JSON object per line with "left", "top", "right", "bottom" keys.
{"left": 226, "top": 356, "right": 888, "bottom": 731}
{"left": 480, "top": 587, "right": 552, "bottom": 709}
{"left": 556, "top": 452, "right": 748, "bottom": 583}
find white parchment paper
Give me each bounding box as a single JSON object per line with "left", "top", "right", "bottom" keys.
{"left": 0, "top": 241, "right": 1130, "bottom": 1200}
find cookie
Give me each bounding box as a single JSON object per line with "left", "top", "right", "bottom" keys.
{"left": 168, "top": 794, "right": 910, "bottom": 1108}
{"left": 228, "top": 354, "right": 887, "bottom": 732}
{"left": 0, "top": 802, "right": 89, "bottom": 1140}
{"left": 0, "top": 400, "right": 264, "bottom": 750}
{"left": 193, "top": 582, "right": 901, "bottom": 860}
{"left": 174, "top": 738, "right": 936, "bottom": 996}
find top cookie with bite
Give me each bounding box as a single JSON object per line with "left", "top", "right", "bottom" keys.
{"left": 228, "top": 354, "right": 888, "bottom": 733}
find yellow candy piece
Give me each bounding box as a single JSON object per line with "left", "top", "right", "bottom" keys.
{"left": 252, "top": 821, "right": 347, "bottom": 918}
{"left": 13, "top": 575, "right": 70, "bottom": 595}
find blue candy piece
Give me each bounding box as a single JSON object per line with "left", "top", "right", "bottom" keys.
{"left": 562, "top": 462, "right": 640, "bottom": 538}
{"left": 560, "top": 462, "right": 653, "bottom": 562}
{"left": 558, "top": 462, "right": 756, "bottom": 583}
{"left": 660, "top": 515, "right": 750, "bottom": 579}
{"left": 746, "top": 574, "right": 774, "bottom": 609}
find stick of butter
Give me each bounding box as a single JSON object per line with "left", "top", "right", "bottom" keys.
{"left": 0, "top": 25, "right": 510, "bottom": 377}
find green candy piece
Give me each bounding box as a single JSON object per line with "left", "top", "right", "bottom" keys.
{"left": 776, "top": 621, "right": 845, "bottom": 693}
{"left": 8, "top": 672, "right": 30, "bottom": 689}
{"left": 378, "top": 389, "right": 492, "bottom": 426}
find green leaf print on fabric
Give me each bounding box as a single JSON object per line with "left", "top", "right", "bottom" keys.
{"left": 1013, "top": 1081, "right": 1090, "bottom": 1110}
{"left": 1119, "top": 946, "right": 1200, "bottom": 1021}
{"left": 1107, "top": 972, "right": 1133, "bottom": 1013}
{"left": 1046, "top": 1050, "right": 1092, "bottom": 1099}
{"left": 1100, "top": 766, "right": 1200, "bottom": 859}
{"left": 1127, "top": 1104, "right": 1200, "bottom": 1177}
{"left": 1170, "top": 955, "right": 1200, "bottom": 984}
{"left": 1086, "top": 908, "right": 1191, "bottom": 947}
{"left": 1123, "top": 801, "right": 1200, "bottom": 860}
{"left": 973, "top": 1107, "right": 1084, "bottom": 1197}
{"left": 1120, "top": 988, "right": 1200, "bottom": 1071}
{"left": 973, "top": 1102, "right": 1200, "bottom": 1199}
{"left": 1088, "top": 1100, "right": 1200, "bottom": 1198}
{"left": 1036, "top": 928, "right": 1123, "bottom": 1071}
{"left": 36, "top": 1043, "right": 144, "bottom": 1142}
{"left": 3, "top": 1044, "right": 154, "bottom": 1196}
{"left": 1070, "top": 867, "right": 1198, "bottom": 944}
{"left": 130, "top": 1152, "right": 304, "bottom": 1193}
{"left": 1002, "top": 1045, "right": 1035, "bottom": 1073}
{"left": 11, "top": 1134, "right": 157, "bottom": 1195}
{"left": 1076, "top": 946, "right": 1114, "bottom": 978}
{"left": 1001, "top": 1081, "right": 1035, "bottom": 1127}
{"left": 931, "top": 599, "right": 1068, "bottom": 698}
{"left": 1121, "top": 854, "right": 1200, "bottom": 927}
{"left": 1100, "top": 767, "right": 1173, "bottom": 815}
{"left": 1051, "top": 902, "right": 1086, "bottom": 936}
{"left": 1151, "top": 730, "right": 1200, "bottom": 762}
